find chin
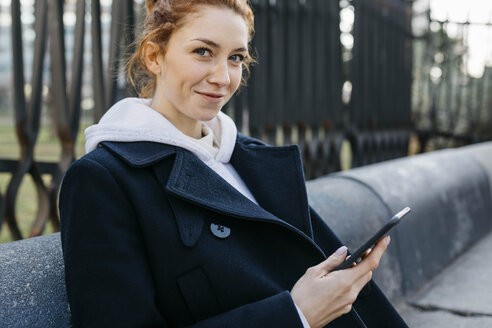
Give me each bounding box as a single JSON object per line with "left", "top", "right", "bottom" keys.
{"left": 195, "top": 107, "right": 222, "bottom": 122}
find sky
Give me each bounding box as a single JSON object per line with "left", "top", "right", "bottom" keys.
{"left": 429, "top": 0, "right": 492, "bottom": 77}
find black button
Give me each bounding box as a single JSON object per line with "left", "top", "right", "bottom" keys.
{"left": 210, "top": 223, "right": 231, "bottom": 239}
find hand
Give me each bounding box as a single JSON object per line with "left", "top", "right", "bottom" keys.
{"left": 290, "top": 236, "right": 391, "bottom": 328}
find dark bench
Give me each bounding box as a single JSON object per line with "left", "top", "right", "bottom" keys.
{"left": 1, "top": 142, "right": 491, "bottom": 327}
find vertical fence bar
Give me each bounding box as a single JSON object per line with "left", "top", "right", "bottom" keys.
{"left": 42, "top": 0, "right": 86, "bottom": 236}
{"left": 106, "top": 2, "right": 123, "bottom": 107}
{"left": 5, "top": 0, "right": 28, "bottom": 240}
{"left": 328, "top": 0, "right": 342, "bottom": 129}
{"left": 6, "top": 0, "right": 50, "bottom": 239}
{"left": 283, "top": 0, "right": 300, "bottom": 143}
{"left": 267, "top": 0, "right": 284, "bottom": 144}
{"left": 91, "top": 0, "right": 106, "bottom": 121}
{"left": 3, "top": 0, "right": 463, "bottom": 239}
{"left": 248, "top": 0, "right": 269, "bottom": 138}
{"left": 44, "top": 0, "right": 69, "bottom": 236}
{"left": 28, "top": 0, "right": 52, "bottom": 235}
{"left": 48, "top": 0, "right": 68, "bottom": 131}
{"left": 68, "top": 0, "right": 85, "bottom": 141}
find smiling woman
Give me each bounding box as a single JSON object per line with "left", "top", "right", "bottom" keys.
{"left": 59, "top": 1, "right": 408, "bottom": 327}
{"left": 127, "top": 0, "right": 255, "bottom": 101}
{"left": 142, "top": 5, "right": 248, "bottom": 138}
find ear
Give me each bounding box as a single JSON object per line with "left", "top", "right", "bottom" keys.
{"left": 143, "top": 41, "right": 162, "bottom": 76}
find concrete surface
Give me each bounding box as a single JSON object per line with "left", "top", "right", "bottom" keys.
{"left": 0, "top": 142, "right": 490, "bottom": 327}
{"left": 398, "top": 304, "right": 492, "bottom": 328}
{"left": 308, "top": 143, "right": 492, "bottom": 303}
{"left": 398, "top": 230, "right": 492, "bottom": 327}
{"left": 3, "top": 232, "right": 492, "bottom": 328}
{"left": 308, "top": 176, "right": 405, "bottom": 302}
{"left": 0, "top": 233, "right": 70, "bottom": 327}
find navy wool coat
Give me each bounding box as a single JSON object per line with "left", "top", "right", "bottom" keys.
{"left": 59, "top": 134, "right": 407, "bottom": 328}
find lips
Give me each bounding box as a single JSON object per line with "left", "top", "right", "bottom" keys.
{"left": 196, "top": 91, "right": 225, "bottom": 98}
{"left": 196, "top": 91, "right": 226, "bottom": 103}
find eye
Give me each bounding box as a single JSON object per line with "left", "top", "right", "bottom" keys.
{"left": 229, "top": 54, "right": 245, "bottom": 63}
{"left": 194, "top": 47, "right": 211, "bottom": 57}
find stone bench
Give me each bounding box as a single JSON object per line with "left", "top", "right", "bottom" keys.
{"left": 1, "top": 142, "right": 491, "bottom": 327}
{"left": 309, "top": 141, "right": 492, "bottom": 303}
{"left": 0, "top": 233, "right": 70, "bottom": 327}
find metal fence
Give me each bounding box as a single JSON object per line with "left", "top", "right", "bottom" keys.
{"left": 233, "top": 0, "right": 345, "bottom": 178}
{"left": 348, "top": 0, "right": 413, "bottom": 167}
{"left": 412, "top": 10, "right": 492, "bottom": 150}
{"left": 0, "top": 0, "right": 414, "bottom": 240}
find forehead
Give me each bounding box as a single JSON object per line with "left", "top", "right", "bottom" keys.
{"left": 173, "top": 5, "right": 248, "bottom": 48}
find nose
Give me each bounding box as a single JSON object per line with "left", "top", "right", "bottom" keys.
{"left": 207, "top": 60, "right": 231, "bottom": 86}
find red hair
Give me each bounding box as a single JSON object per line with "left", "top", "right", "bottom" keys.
{"left": 127, "top": 0, "right": 255, "bottom": 98}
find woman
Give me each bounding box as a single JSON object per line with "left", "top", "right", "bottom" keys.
{"left": 59, "top": 1, "right": 408, "bottom": 327}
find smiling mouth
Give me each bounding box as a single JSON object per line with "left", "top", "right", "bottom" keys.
{"left": 197, "top": 91, "right": 225, "bottom": 98}
{"left": 196, "top": 91, "right": 225, "bottom": 103}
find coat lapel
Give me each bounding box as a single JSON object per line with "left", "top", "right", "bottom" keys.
{"left": 102, "top": 140, "right": 315, "bottom": 245}
{"left": 155, "top": 138, "right": 313, "bottom": 239}
{"left": 230, "top": 139, "right": 313, "bottom": 238}
{"left": 156, "top": 149, "right": 283, "bottom": 225}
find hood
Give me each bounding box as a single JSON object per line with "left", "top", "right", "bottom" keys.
{"left": 84, "top": 97, "right": 237, "bottom": 165}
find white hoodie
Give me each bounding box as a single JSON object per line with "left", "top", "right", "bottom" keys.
{"left": 85, "top": 97, "right": 257, "bottom": 203}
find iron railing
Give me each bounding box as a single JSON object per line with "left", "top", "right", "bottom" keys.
{"left": 348, "top": 0, "right": 413, "bottom": 167}
{"left": 412, "top": 10, "right": 492, "bottom": 150}
{"left": 0, "top": 0, "right": 415, "bottom": 240}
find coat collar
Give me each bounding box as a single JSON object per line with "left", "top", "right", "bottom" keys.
{"left": 101, "top": 136, "right": 314, "bottom": 239}
{"left": 230, "top": 135, "right": 313, "bottom": 237}
{"left": 101, "top": 141, "right": 176, "bottom": 167}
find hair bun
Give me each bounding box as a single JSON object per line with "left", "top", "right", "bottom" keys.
{"left": 145, "top": 0, "right": 159, "bottom": 14}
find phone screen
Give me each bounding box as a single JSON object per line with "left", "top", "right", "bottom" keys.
{"left": 336, "top": 207, "right": 411, "bottom": 271}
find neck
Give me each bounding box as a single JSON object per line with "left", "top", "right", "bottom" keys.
{"left": 150, "top": 98, "right": 202, "bottom": 139}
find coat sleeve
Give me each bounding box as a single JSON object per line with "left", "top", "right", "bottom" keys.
{"left": 60, "top": 157, "right": 305, "bottom": 328}
{"left": 59, "top": 157, "right": 168, "bottom": 327}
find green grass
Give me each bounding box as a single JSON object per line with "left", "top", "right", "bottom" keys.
{"left": 0, "top": 173, "right": 55, "bottom": 243}
{"left": 0, "top": 120, "right": 89, "bottom": 243}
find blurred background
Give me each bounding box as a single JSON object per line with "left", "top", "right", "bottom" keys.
{"left": 0, "top": 0, "right": 491, "bottom": 242}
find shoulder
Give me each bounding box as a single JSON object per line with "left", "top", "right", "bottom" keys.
{"left": 236, "top": 133, "right": 268, "bottom": 147}
{"left": 62, "top": 141, "right": 177, "bottom": 193}
{"left": 235, "top": 133, "right": 301, "bottom": 158}
{"left": 69, "top": 141, "right": 176, "bottom": 173}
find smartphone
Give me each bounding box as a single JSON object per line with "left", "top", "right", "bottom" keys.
{"left": 336, "top": 207, "right": 411, "bottom": 271}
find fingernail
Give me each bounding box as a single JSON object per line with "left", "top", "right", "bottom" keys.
{"left": 335, "top": 246, "right": 347, "bottom": 255}
{"left": 385, "top": 236, "right": 391, "bottom": 246}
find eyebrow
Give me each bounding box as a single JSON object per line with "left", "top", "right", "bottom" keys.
{"left": 192, "top": 38, "right": 247, "bottom": 52}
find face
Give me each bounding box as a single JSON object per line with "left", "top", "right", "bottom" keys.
{"left": 148, "top": 5, "right": 248, "bottom": 135}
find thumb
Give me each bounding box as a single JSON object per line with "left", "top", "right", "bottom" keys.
{"left": 317, "top": 246, "right": 348, "bottom": 274}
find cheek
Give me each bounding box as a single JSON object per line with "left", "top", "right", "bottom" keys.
{"left": 183, "top": 62, "right": 210, "bottom": 86}
{"left": 164, "top": 56, "right": 204, "bottom": 87}
{"left": 229, "top": 67, "right": 243, "bottom": 90}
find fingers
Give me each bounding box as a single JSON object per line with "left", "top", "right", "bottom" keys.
{"left": 351, "top": 236, "right": 390, "bottom": 276}
{"left": 312, "top": 246, "right": 347, "bottom": 276}
{"left": 344, "top": 236, "right": 391, "bottom": 291}
{"left": 291, "top": 237, "right": 391, "bottom": 328}
{"left": 312, "top": 235, "right": 391, "bottom": 279}
{"left": 362, "top": 248, "right": 372, "bottom": 259}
